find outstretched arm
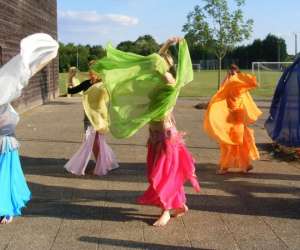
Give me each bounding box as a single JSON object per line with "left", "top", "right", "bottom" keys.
{"left": 158, "top": 37, "right": 181, "bottom": 55}
{"left": 67, "top": 80, "right": 91, "bottom": 94}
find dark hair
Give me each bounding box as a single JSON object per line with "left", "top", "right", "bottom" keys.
{"left": 230, "top": 64, "right": 240, "bottom": 73}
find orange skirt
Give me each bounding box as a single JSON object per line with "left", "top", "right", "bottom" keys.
{"left": 219, "top": 127, "right": 259, "bottom": 171}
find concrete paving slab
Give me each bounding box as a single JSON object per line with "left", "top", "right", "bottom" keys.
{"left": 0, "top": 97, "right": 299, "bottom": 250}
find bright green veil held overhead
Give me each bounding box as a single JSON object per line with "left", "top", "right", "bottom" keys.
{"left": 92, "top": 39, "right": 193, "bottom": 139}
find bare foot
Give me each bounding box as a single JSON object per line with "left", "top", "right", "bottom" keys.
{"left": 216, "top": 169, "right": 227, "bottom": 175}
{"left": 0, "top": 216, "right": 13, "bottom": 225}
{"left": 242, "top": 165, "right": 253, "bottom": 173}
{"left": 153, "top": 210, "right": 171, "bottom": 227}
{"left": 173, "top": 204, "right": 188, "bottom": 218}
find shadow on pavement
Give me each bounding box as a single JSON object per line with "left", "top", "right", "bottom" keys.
{"left": 79, "top": 236, "right": 209, "bottom": 250}
{"left": 20, "top": 155, "right": 300, "bottom": 220}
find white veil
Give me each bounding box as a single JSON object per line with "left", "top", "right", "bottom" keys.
{"left": 0, "top": 33, "right": 59, "bottom": 106}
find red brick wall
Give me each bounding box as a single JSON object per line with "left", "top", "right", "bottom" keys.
{"left": 0, "top": 0, "right": 58, "bottom": 111}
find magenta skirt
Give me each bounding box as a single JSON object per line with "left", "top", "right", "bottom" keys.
{"left": 138, "top": 127, "right": 200, "bottom": 210}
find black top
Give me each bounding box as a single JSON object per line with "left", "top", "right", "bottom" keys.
{"left": 67, "top": 80, "right": 92, "bottom": 94}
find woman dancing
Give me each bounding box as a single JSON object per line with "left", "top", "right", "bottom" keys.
{"left": 0, "top": 33, "right": 58, "bottom": 224}
{"left": 92, "top": 37, "right": 200, "bottom": 226}
{"left": 204, "top": 64, "right": 262, "bottom": 174}
{"left": 64, "top": 61, "right": 119, "bottom": 176}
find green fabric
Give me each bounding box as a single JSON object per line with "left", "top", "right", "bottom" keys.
{"left": 92, "top": 39, "right": 193, "bottom": 138}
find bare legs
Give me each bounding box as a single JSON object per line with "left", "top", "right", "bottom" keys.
{"left": 153, "top": 210, "right": 171, "bottom": 227}
{"left": 216, "top": 169, "right": 228, "bottom": 175}
{"left": 216, "top": 165, "right": 253, "bottom": 175}
{"left": 0, "top": 216, "right": 13, "bottom": 225}
{"left": 92, "top": 132, "right": 100, "bottom": 160}
{"left": 85, "top": 132, "right": 100, "bottom": 175}
{"left": 173, "top": 204, "right": 188, "bottom": 217}
{"left": 153, "top": 204, "right": 189, "bottom": 227}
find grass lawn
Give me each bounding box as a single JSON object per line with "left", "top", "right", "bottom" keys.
{"left": 59, "top": 70, "right": 282, "bottom": 98}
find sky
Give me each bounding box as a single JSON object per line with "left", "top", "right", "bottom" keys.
{"left": 58, "top": 0, "right": 300, "bottom": 55}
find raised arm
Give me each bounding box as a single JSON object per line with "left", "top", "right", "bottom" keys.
{"left": 158, "top": 37, "right": 181, "bottom": 55}
{"left": 159, "top": 37, "right": 182, "bottom": 85}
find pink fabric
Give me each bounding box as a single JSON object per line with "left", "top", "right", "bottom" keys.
{"left": 138, "top": 127, "right": 200, "bottom": 210}
{"left": 64, "top": 126, "right": 119, "bottom": 176}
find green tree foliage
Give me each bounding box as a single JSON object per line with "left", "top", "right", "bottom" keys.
{"left": 58, "top": 33, "right": 289, "bottom": 73}
{"left": 226, "top": 34, "right": 288, "bottom": 68}
{"left": 58, "top": 43, "right": 105, "bottom": 72}
{"left": 88, "top": 45, "right": 106, "bottom": 61}
{"left": 183, "top": 0, "right": 253, "bottom": 87}
{"left": 262, "top": 34, "right": 287, "bottom": 62}
{"left": 134, "top": 35, "right": 160, "bottom": 55}
{"left": 117, "top": 35, "right": 160, "bottom": 56}
{"left": 116, "top": 41, "right": 135, "bottom": 52}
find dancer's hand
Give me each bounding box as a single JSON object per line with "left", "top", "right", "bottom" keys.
{"left": 159, "top": 36, "right": 182, "bottom": 55}
{"left": 167, "top": 37, "right": 182, "bottom": 45}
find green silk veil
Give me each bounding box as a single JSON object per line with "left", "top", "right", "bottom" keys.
{"left": 92, "top": 39, "right": 193, "bottom": 138}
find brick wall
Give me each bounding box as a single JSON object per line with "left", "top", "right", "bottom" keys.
{"left": 0, "top": 0, "right": 58, "bottom": 111}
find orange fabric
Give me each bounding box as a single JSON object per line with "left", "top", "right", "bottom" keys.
{"left": 204, "top": 73, "right": 262, "bottom": 170}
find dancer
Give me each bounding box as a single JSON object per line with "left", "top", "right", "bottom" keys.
{"left": 265, "top": 57, "right": 300, "bottom": 149}
{"left": 204, "top": 64, "right": 262, "bottom": 174}
{"left": 0, "top": 33, "right": 58, "bottom": 224}
{"left": 92, "top": 37, "right": 200, "bottom": 226}
{"left": 64, "top": 61, "right": 119, "bottom": 176}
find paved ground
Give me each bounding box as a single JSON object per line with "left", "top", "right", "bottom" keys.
{"left": 0, "top": 97, "right": 299, "bottom": 250}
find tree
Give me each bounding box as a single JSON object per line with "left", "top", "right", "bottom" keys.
{"left": 117, "top": 35, "right": 160, "bottom": 56}
{"left": 117, "top": 41, "right": 136, "bottom": 52}
{"left": 134, "top": 35, "right": 160, "bottom": 56}
{"left": 77, "top": 45, "right": 89, "bottom": 71}
{"left": 262, "top": 34, "right": 287, "bottom": 62}
{"left": 224, "top": 34, "right": 288, "bottom": 69}
{"left": 183, "top": 0, "right": 253, "bottom": 88}
{"left": 88, "top": 45, "right": 106, "bottom": 61}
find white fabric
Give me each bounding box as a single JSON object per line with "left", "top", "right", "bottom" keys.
{"left": 0, "top": 33, "right": 59, "bottom": 106}
{"left": 0, "top": 136, "right": 19, "bottom": 153}
{"left": 0, "top": 104, "right": 19, "bottom": 153}
{"left": 0, "top": 104, "right": 19, "bottom": 136}
{"left": 0, "top": 33, "right": 58, "bottom": 152}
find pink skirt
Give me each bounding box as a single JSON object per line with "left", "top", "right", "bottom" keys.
{"left": 64, "top": 126, "right": 119, "bottom": 176}
{"left": 138, "top": 127, "right": 200, "bottom": 210}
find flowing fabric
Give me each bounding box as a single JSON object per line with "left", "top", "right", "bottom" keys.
{"left": 65, "top": 81, "right": 119, "bottom": 176}
{"left": 64, "top": 126, "right": 119, "bottom": 176}
{"left": 82, "top": 82, "right": 109, "bottom": 133}
{"left": 0, "top": 33, "right": 58, "bottom": 216}
{"left": 92, "top": 39, "right": 198, "bottom": 208}
{"left": 0, "top": 148, "right": 31, "bottom": 216}
{"left": 0, "top": 33, "right": 58, "bottom": 106}
{"left": 204, "top": 73, "right": 262, "bottom": 170}
{"left": 92, "top": 39, "right": 193, "bottom": 138}
{"left": 265, "top": 58, "right": 300, "bottom": 147}
{"left": 138, "top": 125, "right": 200, "bottom": 209}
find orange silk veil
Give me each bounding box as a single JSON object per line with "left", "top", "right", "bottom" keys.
{"left": 204, "top": 73, "right": 262, "bottom": 145}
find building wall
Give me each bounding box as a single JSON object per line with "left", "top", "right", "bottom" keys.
{"left": 0, "top": 0, "right": 58, "bottom": 111}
